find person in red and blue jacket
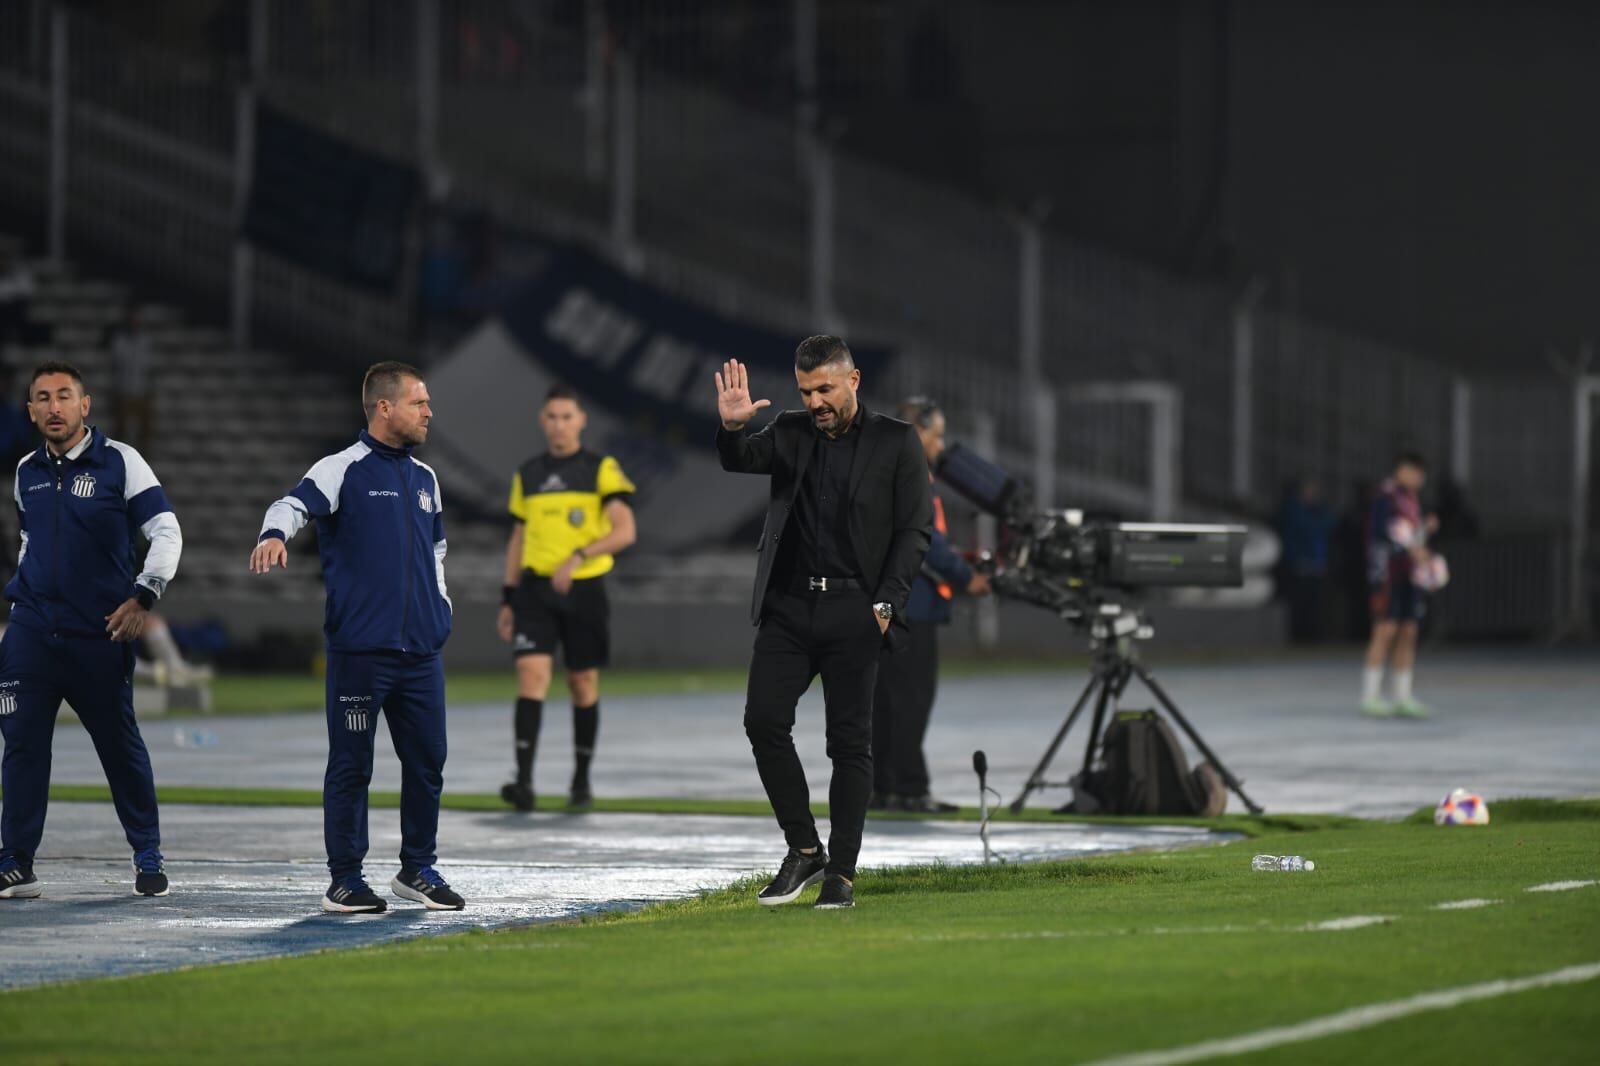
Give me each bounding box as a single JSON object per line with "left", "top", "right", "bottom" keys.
{"left": 1360, "top": 451, "right": 1439, "bottom": 718}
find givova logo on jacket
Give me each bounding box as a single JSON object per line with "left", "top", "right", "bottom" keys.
{"left": 71, "top": 474, "right": 96, "bottom": 498}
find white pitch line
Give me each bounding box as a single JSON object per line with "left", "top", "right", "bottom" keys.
{"left": 1433, "top": 899, "right": 1500, "bottom": 910}
{"left": 1526, "top": 880, "right": 1596, "bottom": 893}
{"left": 1303, "top": 915, "right": 1392, "bottom": 931}
{"left": 1082, "top": 961, "right": 1600, "bottom": 1066}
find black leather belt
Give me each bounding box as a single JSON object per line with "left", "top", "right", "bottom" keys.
{"left": 788, "top": 576, "right": 864, "bottom": 594}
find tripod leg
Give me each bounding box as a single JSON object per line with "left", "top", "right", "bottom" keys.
{"left": 1008, "top": 673, "right": 1101, "bottom": 814}
{"left": 1078, "top": 660, "right": 1129, "bottom": 780}
{"left": 1133, "top": 663, "right": 1264, "bottom": 814}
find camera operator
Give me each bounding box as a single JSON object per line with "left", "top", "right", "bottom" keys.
{"left": 870, "top": 398, "right": 991, "bottom": 813}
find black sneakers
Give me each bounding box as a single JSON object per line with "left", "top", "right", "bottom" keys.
{"left": 757, "top": 846, "right": 829, "bottom": 906}
{"left": 323, "top": 877, "right": 388, "bottom": 913}
{"left": 814, "top": 874, "right": 855, "bottom": 909}
{"left": 500, "top": 781, "right": 536, "bottom": 812}
{"left": 133, "top": 849, "right": 169, "bottom": 897}
{"left": 391, "top": 867, "right": 466, "bottom": 911}
{"left": 0, "top": 856, "right": 41, "bottom": 899}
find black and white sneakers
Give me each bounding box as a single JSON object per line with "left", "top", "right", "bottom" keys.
{"left": 814, "top": 875, "right": 855, "bottom": 909}
{"left": 757, "top": 846, "right": 829, "bottom": 906}
{"left": 325, "top": 869, "right": 465, "bottom": 913}
{"left": 1, "top": 853, "right": 170, "bottom": 899}
{"left": 391, "top": 867, "right": 466, "bottom": 911}
{"left": 133, "top": 849, "right": 170, "bottom": 897}
{"left": 323, "top": 877, "right": 388, "bottom": 913}
{"left": 0, "top": 856, "right": 41, "bottom": 899}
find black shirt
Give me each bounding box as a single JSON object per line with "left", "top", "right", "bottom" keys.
{"left": 786, "top": 413, "right": 863, "bottom": 581}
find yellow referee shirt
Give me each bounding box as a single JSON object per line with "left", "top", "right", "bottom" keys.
{"left": 508, "top": 450, "right": 636, "bottom": 579}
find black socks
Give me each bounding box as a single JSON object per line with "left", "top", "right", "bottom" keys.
{"left": 573, "top": 702, "right": 599, "bottom": 784}
{"left": 516, "top": 698, "right": 598, "bottom": 788}
{"left": 514, "top": 697, "right": 543, "bottom": 786}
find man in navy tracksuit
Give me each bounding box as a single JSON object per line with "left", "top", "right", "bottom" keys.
{"left": 250, "top": 362, "right": 462, "bottom": 913}
{"left": 1, "top": 361, "right": 181, "bottom": 900}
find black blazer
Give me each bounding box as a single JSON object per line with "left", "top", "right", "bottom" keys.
{"left": 717, "top": 407, "right": 933, "bottom": 645}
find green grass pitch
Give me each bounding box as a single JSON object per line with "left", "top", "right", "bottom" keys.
{"left": 3, "top": 799, "right": 1595, "bottom": 1063}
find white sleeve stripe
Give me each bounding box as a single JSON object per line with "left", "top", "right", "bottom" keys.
{"left": 412, "top": 458, "right": 444, "bottom": 512}
{"left": 261, "top": 498, "right": 308, "bottom": 540}
{"left": 107, "top": 440, "right": 162, "bottom": 500}
{"left": 304, "top": 441, "right": 371, "bottom": 516}
{"left": 136, "top": 510, "right": 182, "bottom": 593}
{"left": 434, "top": 537, "right": 451, "bottom": 611}
{"left": 13, "top": 453, "right": 29, "bottom": 513}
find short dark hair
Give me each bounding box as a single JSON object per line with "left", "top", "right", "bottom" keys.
{"left": 794, "top": 335, "right": 854, "bottom": 373}
{"left": 1395, "top": 450, "right": 1427, "bottom": 471}
{"left": 543, "top": 383, "right": 581, "bottom": 406}
{"left": 899, "top": 395, "right": 941, "bottom": 427}
{"left": 362, "top": 361, "right": 423, "bottom": 419}
{"left": 29, "top": 360, "right": 86, "bottom": 394}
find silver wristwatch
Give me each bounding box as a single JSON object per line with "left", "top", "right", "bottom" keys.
{"left": 873, "top": 602, "right": 894, "bottom": 621}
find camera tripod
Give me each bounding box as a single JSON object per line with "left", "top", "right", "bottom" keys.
{"left": 1008, "top": 613, "right": 1263, "bottom": 815}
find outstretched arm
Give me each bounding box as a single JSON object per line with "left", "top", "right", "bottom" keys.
{"left": 251, "top": 453, "right": 346, "bottom": 573}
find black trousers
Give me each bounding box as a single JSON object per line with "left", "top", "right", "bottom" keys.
{"left": 872, "top": 619, "right": 939, "bottom": 797}
{"left": 744, "top": 589, "right": 881, "bottom": 880}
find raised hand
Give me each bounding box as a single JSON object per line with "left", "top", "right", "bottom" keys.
{"left": 714, "top": 359, "right": 771, "bottom": 430}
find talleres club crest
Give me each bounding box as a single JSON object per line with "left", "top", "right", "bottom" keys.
{"left": 417, "top": 489, "right": 433, "bottom": 513}
{"left": 71, "top": 474, "right": 96, "bottom": 498}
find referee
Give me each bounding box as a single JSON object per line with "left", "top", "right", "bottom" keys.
{"left": 250, "top": 362, "right": 463, "bottom": 914}
{"left": 1, "top": 362, "right": 181, "bottom": 900}
{"left": 497, "top": 385, "right": 636, "bottom": 812}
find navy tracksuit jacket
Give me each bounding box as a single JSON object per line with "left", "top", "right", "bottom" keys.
{"left": 1, "top": 428, "right": 182, "bottom": 865}
{"left": 259, "top": 429, "right": 452, "bottom": 882}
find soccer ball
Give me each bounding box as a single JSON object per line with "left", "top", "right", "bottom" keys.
{"left": 1434, "top": 789, "right": 1490, "bottom": 826}
{"left": 1413, "top": 552, "right": 1450, "bottom": 591}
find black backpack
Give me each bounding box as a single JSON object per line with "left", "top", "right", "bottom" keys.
{"left": 1066, "top": 709, "right": 1225, "bottom": 816}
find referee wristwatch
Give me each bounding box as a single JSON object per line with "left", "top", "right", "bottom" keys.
{"left": 873, "top": 602, "right": 894, "bottom": 621}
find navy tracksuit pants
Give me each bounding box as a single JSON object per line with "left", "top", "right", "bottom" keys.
{"left": 0, "top": 622, "right": 160, "bottom": 864}
{"left": 324, "top": 650, "right": 447, "bottom": 882}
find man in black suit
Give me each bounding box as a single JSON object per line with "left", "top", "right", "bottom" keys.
{"left": 715, "top": 336, "right": 932, "bottom": 910}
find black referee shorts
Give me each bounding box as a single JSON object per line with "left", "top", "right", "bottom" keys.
{"left": 512, "top": 573, "right": 611, "bottom": 671}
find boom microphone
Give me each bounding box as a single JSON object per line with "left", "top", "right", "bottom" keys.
{"left": 972, "top": 749, "right": 988, "bottom": 789}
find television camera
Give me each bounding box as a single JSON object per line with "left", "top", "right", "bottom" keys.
{"left": 934, "top": 442, "right": 1263, "bottom": 815}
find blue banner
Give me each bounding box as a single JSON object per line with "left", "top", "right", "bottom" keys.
{"left": 245, "top": 104, "right": 418, "bottom": 291}
{"left": 497, "top": 245, "right": 892, "bottom": 445}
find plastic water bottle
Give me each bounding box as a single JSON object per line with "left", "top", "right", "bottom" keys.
{"left": 1252, "top": 854, "right": 1315, "bottom": 872}
{"left": 173, "top": 728, "right": 218, "bottom": 749}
